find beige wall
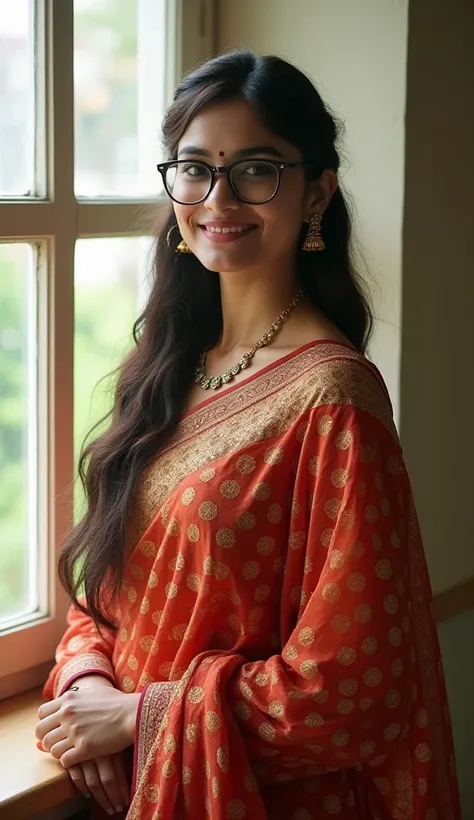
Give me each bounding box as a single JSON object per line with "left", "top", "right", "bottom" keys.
{"left": 401, "top": 0, "right": 474, "bottom": 593}
{"left": 217, "top": 0, "right": 409, "bottom": 422}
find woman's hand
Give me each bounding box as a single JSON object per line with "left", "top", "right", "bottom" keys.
{"left": 68, "top": 752, "right": 129, "bottom": 816}
{"left": 35, "top": 682, "right": 141, "bottom": 768}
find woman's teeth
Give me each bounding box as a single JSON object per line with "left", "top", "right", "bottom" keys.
{"left": 204, "top": 226, "right": 249, "bottom": 233}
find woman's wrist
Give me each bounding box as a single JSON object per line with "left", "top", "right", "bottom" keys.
{"left": 123, "top": 692, "right": 142, "bottom": 745}
{"left": 66, "top": 673, "right": 115, "bottom": 690}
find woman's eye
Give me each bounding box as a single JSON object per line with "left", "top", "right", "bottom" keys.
{"left": 244, "top": 163, "right": 272, "bottom": 177}
{"left": 181, "top": 164, "right": 206, "bottom": 176}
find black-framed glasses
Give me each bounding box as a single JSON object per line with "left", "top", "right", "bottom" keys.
{"left": 156, "top": 158, "right": 307, "bottom": 205}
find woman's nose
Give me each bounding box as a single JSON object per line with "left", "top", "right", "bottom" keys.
{"left": 204, "top": 173, "right": 240, "bottom": 211}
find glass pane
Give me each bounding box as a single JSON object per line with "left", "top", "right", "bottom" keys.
{"left": 74, "top": 0, "right": 167, "bottom": 197}
{"left": 74, "top": 237, "right": 152, "bottom": 517}
{"left": 0, "top": 244, "right": 37, "bottom": 623}
{"left": 0, "top": 0, "right": 35, "bottom": 195}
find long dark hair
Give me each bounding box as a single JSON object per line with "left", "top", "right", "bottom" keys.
{"left": 59, "top": 50, "right": 373, "bottom": 629}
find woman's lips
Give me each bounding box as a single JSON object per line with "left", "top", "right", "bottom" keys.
{"left": 199, "top": 223, "right": 257, "bottom": 243}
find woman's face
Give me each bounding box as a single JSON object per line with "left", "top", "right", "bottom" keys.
{"left": 172, "top": 98, "right": 318, "bottom": 275}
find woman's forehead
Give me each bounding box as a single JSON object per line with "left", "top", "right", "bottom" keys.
{"left": 177, "top": 98, "right": 301, "bottom": 161}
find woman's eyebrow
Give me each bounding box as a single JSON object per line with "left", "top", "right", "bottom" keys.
{"left": 234, "top": 146, "right": 284, "bottom": 159}
{"left": 177, "top": 145, "right": 284, "bottom": 159}
{"left": 177, "top": 145, "right": 211, "bottom": 158}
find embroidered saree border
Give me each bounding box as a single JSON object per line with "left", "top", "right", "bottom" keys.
{"left": 172, "top": 344, "right": 392, "bottom": 451}
{"left": 132, "top": 681, "right": 178, "bottom": 798}
{"left": 55, "top": 651, "right": 115, "bottom": 697}
{"left": 129, "top": 656, "right": 213, "bottom": 819}
{"left": 132, "top": 349, "right": 397, "bottom": 542}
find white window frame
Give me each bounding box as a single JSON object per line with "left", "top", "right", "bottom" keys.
{"left": 0, "top": 0, "right": 215, "bottom": 701}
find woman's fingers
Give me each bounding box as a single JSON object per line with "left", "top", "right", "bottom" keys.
{"left": 34, "top": 711, "right": 62, "bottom": 741}
{"left": 80, "top": 759, "right": 115, "bottom": 815}
{"left": 37, "top": 696, "right": 62, "bottom": 720}
{"left": 67, "top": 764, "right": 91, "bottom": 799}
{"left": 111, "top": 753, "right": 130, "bottom": 809}
{"left": 50, "top": 737, "right": 75, "bottom": 760}
{"left": 41, "top": 725, "right": 68, "bottom": 752}
{"left": 95, "top": 756, "right": 124, "bottom": 814}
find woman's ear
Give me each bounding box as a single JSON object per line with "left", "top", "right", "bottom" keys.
{"left": 304, "top": 170, "right": 338, "bottom": 221}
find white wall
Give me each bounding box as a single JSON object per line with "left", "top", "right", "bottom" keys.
{"left": 217, "top": 0, "right": 409, "bottom": 422}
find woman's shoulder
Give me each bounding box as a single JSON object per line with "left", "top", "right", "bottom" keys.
{"left": 293, "top": 341, "right": 396, "bottom": 434}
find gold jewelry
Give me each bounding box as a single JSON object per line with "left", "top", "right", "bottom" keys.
{"left": 302, "top": 213, "right": 325, "bottom": 252}
{"left": 166, "top": 225, "right": 177, "bottom": 247}
{"left": 176, "top": 238, "right": 192, "bottom": 254}
{"left": 194, "top": 290, "right": 303, "bottom": 390}
{"left": 166, "top": 224, "right": 192, "bottom": 254}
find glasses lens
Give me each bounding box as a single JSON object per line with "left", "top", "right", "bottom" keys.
{"left": 230, "top": 160, "right": 279, "bottom": 203}
{"left": 164, "top": 161, "right": 211, "bottom": 203}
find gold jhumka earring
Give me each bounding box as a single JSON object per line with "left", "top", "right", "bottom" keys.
{"left": 302, "top": 213, "right": 325, "bottom": 252}
{"left": 176, "top": 238, "right": 192, "bottom": 254}
{"left": 166, "top": 225, "right": 192, "bottom": 254}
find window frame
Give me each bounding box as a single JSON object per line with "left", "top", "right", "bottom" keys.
{"left": 0, "top": 0, "right": 215, "bottom": 700}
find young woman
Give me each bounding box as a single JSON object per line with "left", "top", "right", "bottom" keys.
{"left": 35, "top": 50, "right": 460, "bottom": 819}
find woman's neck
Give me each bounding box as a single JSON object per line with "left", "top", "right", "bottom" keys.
{"left": 217, "top": 272, "right": 299, "bottom": 356}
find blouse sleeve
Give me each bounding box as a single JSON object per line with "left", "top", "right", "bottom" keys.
{"left": 43, "top": 603, "right": 116, "bottom": 699}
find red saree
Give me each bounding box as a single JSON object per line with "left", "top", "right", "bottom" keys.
{"left": 44, "top": 341, "right": 460, "bottom": 819}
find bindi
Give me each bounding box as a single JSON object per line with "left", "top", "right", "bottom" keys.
{"left": 218, "top": 151, "right": 225, "bottom": 157}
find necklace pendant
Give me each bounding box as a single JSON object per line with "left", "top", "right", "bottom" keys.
{"left": 194, "top": 289, "right": 302, "bottom": 392}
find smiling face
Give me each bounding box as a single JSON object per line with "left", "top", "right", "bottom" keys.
{"left": 172, "top": 98, "right": 317, "bottom": 276}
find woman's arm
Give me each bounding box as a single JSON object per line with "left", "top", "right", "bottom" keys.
{"left": 44, "top": 603, "right": 116, "bottom": 699}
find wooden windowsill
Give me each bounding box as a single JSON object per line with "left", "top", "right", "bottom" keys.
{"left": 0, "top": 688, "right": 86, "bottom": 820}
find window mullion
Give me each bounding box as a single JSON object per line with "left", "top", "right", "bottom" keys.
{"left": 46, "top": 0, "right": 76, "bottom": 623}
{"left": 0, "top": 202, "right": 57, "bottom": 241}
{"left": 77, "top": 200, "right": 167, "bottom": 238}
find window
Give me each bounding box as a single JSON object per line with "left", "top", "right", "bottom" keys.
{"left": 0, "top": 0, "right": 212, "bottom": 698}
{"left": 0, "top": 244, "right": 37, "bottom": 623}
{"left": 74, "top": 237, "right": 152, "bottom": 518}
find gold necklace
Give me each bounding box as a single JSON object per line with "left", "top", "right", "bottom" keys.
{"left": 194, "top": 290, "right": 303, "bottom": 390}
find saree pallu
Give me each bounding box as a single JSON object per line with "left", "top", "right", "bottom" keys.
{"left": 44, "top": 342, "right": 461, "bottom": 820}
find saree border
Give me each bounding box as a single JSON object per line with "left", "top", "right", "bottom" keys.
{"left": 131, "top": 680, "right": 178, "bottom": 798}
{"left": 131, "top": 348, "right": 397, "bottom": 543}
{"left": 169, "top": 343, "right": 391, "bottom": 452}
{"left": 129, "top": 655, "right": 219, "bottom": 818}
